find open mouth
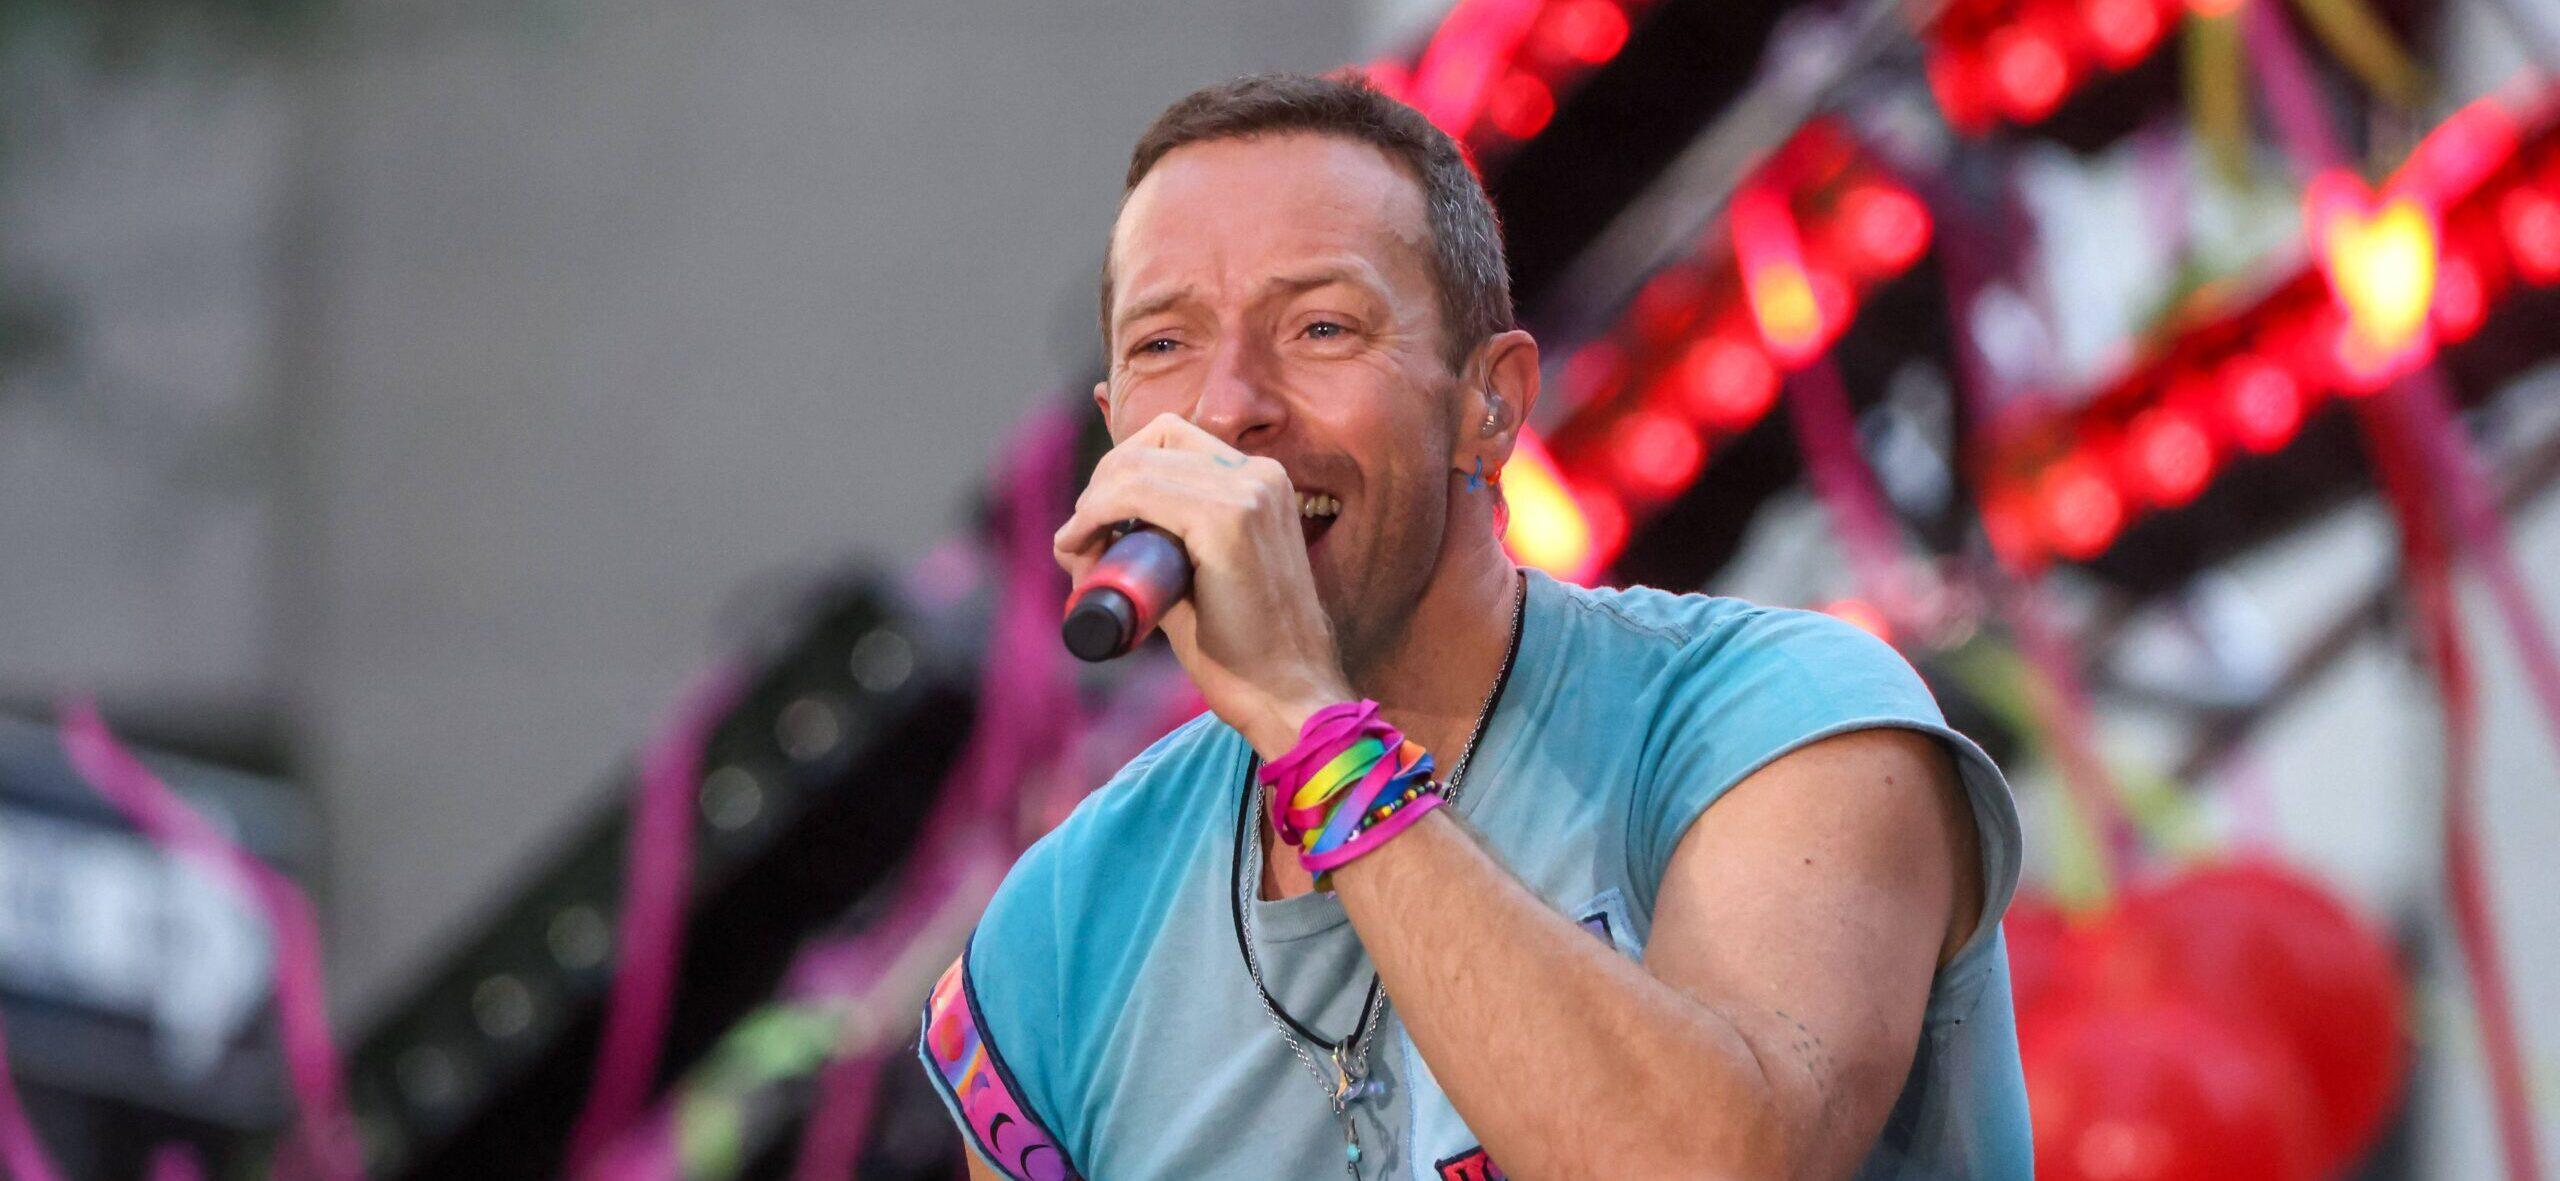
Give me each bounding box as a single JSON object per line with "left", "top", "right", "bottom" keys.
{"left": 1296, "top": 490, "right": 1341, "bottom": 552}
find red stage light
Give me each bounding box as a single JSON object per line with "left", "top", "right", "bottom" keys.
{"left": 2501, "top": 187, "right": 2560, "bottom": 283}
{"left": 1633, "top": 268, "right": 1707, "bottom": 341}
{"left": 1927, "top": 47, "right": 1998, "bottom": 135}
{"left": 1405, "top": 0, "right": 1548, "bottom": 137}
{"left": 2396, "top": 98, "right": 2522, "bottom": 210}
{"left": 1733, "top": 187, "right": 1839, "bottom": 367}
{"left": 1676, "top": 335, "right": 1781, "bottom": 429}
{"left": 2432, "top": 252, "right": 2488, "bottom": 342}
{"left": 1611, "top": 410, "right": 1706, "bottom": 499}
{"left": 1487, "top": 72, "right": 1557, "bottom": 139}
{"left": 2127, "top": 406, "right": 2215, "bottom": 507}
{"left": 1838, "top": 184, "right": 1934, "bottom": 275}
{"left": 1983, "top": 486, "right": 2045, "bottom": 570}
{"left": 1545, "top": 0, "right": 1631, "bottom": 64}
{"left": 2218, "top": 356, "right": 2307, "bottom": 454}
{"left": 2308, "top": 171, "right": 2440, "bottom": 383}
{"left": 1501, "top": 429, "right": 1598, "bottom": 578}
{"left": 2040, "top": 457, "right": 2126, "bottom": 560}
{"left": 2082, "top": 0, "right": 2164, "bottom": 70}
{"left": 1988, "top": 25, "right": 2072, "bottom": 123}
{"left": 1563, "top": 342, "right": 1627, "bottom": 408}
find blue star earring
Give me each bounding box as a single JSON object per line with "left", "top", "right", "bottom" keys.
{"left": 1466, "top": 457, "right": 1487, "bottom": 491}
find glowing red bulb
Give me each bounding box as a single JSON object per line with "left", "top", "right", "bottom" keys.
{"left": 1581, "top": 484, "right": 1631, "bottom": 568}
{"left": 2127, "top": 406, "right": 2215, "bottom": 507}
{"left": 2083, "top": 0, "right": 2164, "bottom": 69}
{"left": 1988, "top": 25, "right": 2072, "bottom": 123}
{"left": 1546, "top": 0, "right": 1631, "bottom": 64}
{"left": 1487, "top": 72, "right": 1557, "bottom": 140}
{"left": 2501, "top": 187, "right": 2560, "bottom": 284}
{"left": 2039, "top": 457, "right": 2126, "bottom": 560}
{"left": 1633, "top": 268, "right": 1707, "bottom": 341}
{"left": 1676, "top": 336, "right": 1780, "bottom": 429}
{"left": 1982, "top": 487, "right": 2044, "bottom": 571}
{"left": 1838, "top": 184, "right": 1934, "bottom": 275}
{"left": 2431, "top": 253, "right": 2488, "bottom": 342}
{"left": 1927, "top": 47, "right": 1997, "bottom": 135}
{"left": 1611, "top": 411, "right": 1706, "bottom": 499}
{"left": 2219, "top": 355, "right": 2306, "bottom": 454}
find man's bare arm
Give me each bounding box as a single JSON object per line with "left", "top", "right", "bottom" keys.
{"left": 1329, "top": 726, "right": 1983, "bottom": 1181}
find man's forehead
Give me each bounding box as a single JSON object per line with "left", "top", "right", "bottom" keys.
{"left": 1108, "top": 133, "right": 1433, "bottom": 297}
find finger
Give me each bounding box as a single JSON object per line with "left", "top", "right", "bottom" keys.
{"left": 1058, "top": 448, "right": 1275, "bottom": 554}
{"left": 1137, "top": 412, "right": 1246, "bottom": 463}
{"left": 1052, "top": 473, "right": 1214, "bottom": 564}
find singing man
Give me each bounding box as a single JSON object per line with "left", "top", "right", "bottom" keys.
{"left": 918, "top": 72, "right": 2030, "bottom": 1180}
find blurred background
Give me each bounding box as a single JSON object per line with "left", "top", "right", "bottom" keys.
{"left": 1, "top": 0, "right": 2555, "bottom": 1177}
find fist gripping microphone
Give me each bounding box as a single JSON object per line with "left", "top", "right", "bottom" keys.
{"left": 1062, "top": 522, "right": 1192, "bottom": 662}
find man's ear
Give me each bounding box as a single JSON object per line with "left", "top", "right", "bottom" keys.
{"left": 1464, "top": 329, "right": 1542, "bottom": 470}
{"left": 1092, "top": 380, "right": 1112, "bottom": 430}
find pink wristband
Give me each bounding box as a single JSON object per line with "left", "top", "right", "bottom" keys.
{"left": 1257, "top": 699, "right": 1383, "bottom": 790}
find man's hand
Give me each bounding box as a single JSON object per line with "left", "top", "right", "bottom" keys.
{"left": 1053, "top": 412, "right": 1354, "bottom": 757}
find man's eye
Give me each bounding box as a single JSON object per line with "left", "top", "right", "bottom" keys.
{"left": 1134, "top": 338, "right": 1178, "bottom": 355}
{"left": 1303, "top": 320, "right": 1350, "bottom": 340}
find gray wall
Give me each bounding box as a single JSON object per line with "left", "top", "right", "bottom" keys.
{"left": 287, "top": 0, "right": 1356, "bottom": 1017}
{"left": 0, "top": 0, "right": 1353, "bottom": 1021}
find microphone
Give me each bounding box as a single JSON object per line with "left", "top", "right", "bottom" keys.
{"left": 1062, "top": 522, "right": 1192, "bottom": 662}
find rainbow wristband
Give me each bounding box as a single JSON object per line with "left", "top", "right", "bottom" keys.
{"left": 1258, "top": 700, "right": 1450, "bottom": 888}
{"left": 1260, "top": 700, "right": 1395, "bottom": 845}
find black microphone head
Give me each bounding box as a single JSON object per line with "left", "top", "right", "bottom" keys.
{"left": 1062, "top": 586, "right": 1139, "bottom": 662}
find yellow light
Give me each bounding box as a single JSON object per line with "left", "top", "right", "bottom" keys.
{"left": 1500, "top": 429, "right": 1598, "bottom": 579}
{"left": 2309, "top": 171, "right": 2440, "bottom": 377}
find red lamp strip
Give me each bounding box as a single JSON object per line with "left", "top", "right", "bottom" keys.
{"left": 1514, "top": 126, "right": 1937, "bottom": 579}
{"left": 1986, "top": 88, "right": 2560, "bottom": 572}
{"left": 1364, "top": 0, "right": 1655, "bottom": 157}
{"left": 1925, "top": 0, "right": 2186, "bottom": 134}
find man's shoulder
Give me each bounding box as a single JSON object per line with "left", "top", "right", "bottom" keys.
{"left": 1048, "top": 708, "right": 1238, "bottom": 847}
{"left": 970, "top": 709, "right": 1235, "bottom": 964}
{"left": 1547, "top": 576, "right": 1882, "bottom": 678}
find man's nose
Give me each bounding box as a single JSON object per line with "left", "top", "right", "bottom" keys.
{"left": 1188, "top": 334, "right": 1286, "bottom": 450}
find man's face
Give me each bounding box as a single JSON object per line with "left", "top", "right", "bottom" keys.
{"left": 1099, "top": 132, "right": 1464, "bottom": 670}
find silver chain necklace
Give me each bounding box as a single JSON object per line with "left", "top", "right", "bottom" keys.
{"left": 1231, "top": 568, "right": 1526, "bottom": 1178}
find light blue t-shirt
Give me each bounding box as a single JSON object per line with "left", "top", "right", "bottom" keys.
{"left": 921, "top": 568, "right": 2029, "bottom": 1179}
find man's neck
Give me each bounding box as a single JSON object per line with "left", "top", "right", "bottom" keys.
{"left": 1349, "top": 547, "right": 1521, "bottom": 766}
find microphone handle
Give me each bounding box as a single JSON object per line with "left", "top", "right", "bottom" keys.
{"left": 1061, "top": 523, "right": 1193, "bottom": 662}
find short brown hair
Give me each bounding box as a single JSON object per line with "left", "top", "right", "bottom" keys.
{"left": 1102, "top": 72, "right": 1515, "bottom": 374}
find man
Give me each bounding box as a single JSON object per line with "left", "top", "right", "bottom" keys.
{"left": 919, "top": 73, "right": 2028, "bottom": 1180}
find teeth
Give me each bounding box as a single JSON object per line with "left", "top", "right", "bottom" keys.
{"left": 1297, "top": 493, "right": 1340, "bottom": 519}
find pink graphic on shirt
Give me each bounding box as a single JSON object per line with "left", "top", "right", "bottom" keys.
{"left": 922, "top": 955, "right": 1082, "bottom": 1181}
